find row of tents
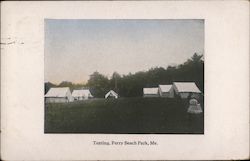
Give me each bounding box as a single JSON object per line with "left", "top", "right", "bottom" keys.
{"left": 45, "top": 88, "right": 91, "bottom": 103}
{"left": 45, "top": 88, "right": 118, "bottom": 103}
{"left": 44, "top": 82, "right": 202, "bottom": 103}
{"left": 143, "top": 82, "right": 202, "bottom": 99}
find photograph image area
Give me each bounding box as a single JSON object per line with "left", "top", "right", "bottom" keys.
{"left": 44, "top": 19, "right": 204, "bottom": 134}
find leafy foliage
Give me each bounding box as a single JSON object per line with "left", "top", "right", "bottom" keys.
{"left": 44, "top": 82, "right": 56, "bottom": 94}
{"left": 45, "top": 53, "right": 204, "bottom": 98}
{"left": 86, "top": 71, "right": 110, "bottom": 97}
{"left": 103, "top": 53, "right": 204, "bottom": 98}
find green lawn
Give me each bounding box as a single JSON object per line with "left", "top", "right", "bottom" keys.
{"left": 45, "top": 97, "right": 204, "bottom": 134}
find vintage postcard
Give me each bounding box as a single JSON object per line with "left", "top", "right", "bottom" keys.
{"left": 44, "top": 19, "right": 204, "bottom": 134}
{"left": 1, "top": 1, "right": 249, "bottom": 160}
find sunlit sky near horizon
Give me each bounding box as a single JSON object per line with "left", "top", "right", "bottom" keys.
{"left": 45, "top": 19, "right": 204, "bottom": 84}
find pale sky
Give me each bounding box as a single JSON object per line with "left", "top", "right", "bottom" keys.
{"left": 45, "top": 19, "right": 204, "bottom": 84}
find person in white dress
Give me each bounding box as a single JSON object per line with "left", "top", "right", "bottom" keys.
{"left": 187, "top": 95, "right": 203, "bottom": 133}
{"left": 187, "top": 97, "right": 203, "bottom": 114}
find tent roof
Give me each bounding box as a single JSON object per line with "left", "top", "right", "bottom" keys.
{"left": 72, "top": 89, "right": 93, "bottom": 97}
{"left": 105, "top": 90, "right": 118, "bottom": 98}
{"left": 45, "top": 87, "right": 70, "bottom": 97}
{"left": 159, "top": 84, "right": 172, "bottom": 92}
{"left": 173, "top": 82, "right": 201, "bottom": 93}
{"left": 143, "top": 87, "right": 159, "bottom": 94}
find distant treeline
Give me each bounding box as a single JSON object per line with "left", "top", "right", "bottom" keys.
{"left": 45, "top": 53, "right": 204, "bottom": 98}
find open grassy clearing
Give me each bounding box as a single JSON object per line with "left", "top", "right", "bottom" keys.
{"left": 45, "top": 97, "right": 204, "bottom": 134}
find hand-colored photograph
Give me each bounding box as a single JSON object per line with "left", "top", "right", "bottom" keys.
{"left": 44, "top": 19, "right": 204, "bottom": 134}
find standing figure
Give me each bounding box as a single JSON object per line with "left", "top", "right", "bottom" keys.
{"left": 187, "top": 95, "right": 203, "bottom": 133}
{"left": 187, "top": 96, "right": 203, "bottom": 114}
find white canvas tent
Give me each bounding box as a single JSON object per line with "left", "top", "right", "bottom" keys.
{"left": 143, "top": 87, "right": 159, "bottom": 97}
{"left": 105, "top": 90, "right": 118, "bottom": 99}
{"left": 45, "top": 87, "right": 73, "bottom": 103}
{"left": 172, "top": 82, "right": 202, "bottom": 99}
{"left": 159, "top": 84, "right": 174, "bottom": 98}
{"left": 72, "top": 89, "right": 93, "bottom": 101}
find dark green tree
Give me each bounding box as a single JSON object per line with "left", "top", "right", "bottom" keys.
{"left": 109, "top": 72, "right": 121, "bottom": 93}
{"left": 87, "top": 71, "right": 109, "bottom": 97}
{"left": 44, "top": 82, "right": 56, "bottom": 94}
{"left": 58, "top": 81, "right": 74, "bottom": 92}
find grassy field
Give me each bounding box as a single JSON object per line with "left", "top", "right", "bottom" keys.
{"left": 45, "top": 97, "right": 204, "bottom": 134}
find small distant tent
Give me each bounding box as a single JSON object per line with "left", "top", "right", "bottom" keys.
{"left": 159, "top": 85, "right": 174, "bottom": 98}
{"left": 172, "top": 82, "right": 202, "bottom": 99}
{"left": 105, "top": 90, "right": 118, "bottom": 99}
{"left": 72, "top": 89, "right": 93, "bottom": 101}
{"left": 143, "top": 87, "right": 159, "bottom": 97}
{"left": 45, "top": 87, "right": 73, "bottom": 103}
